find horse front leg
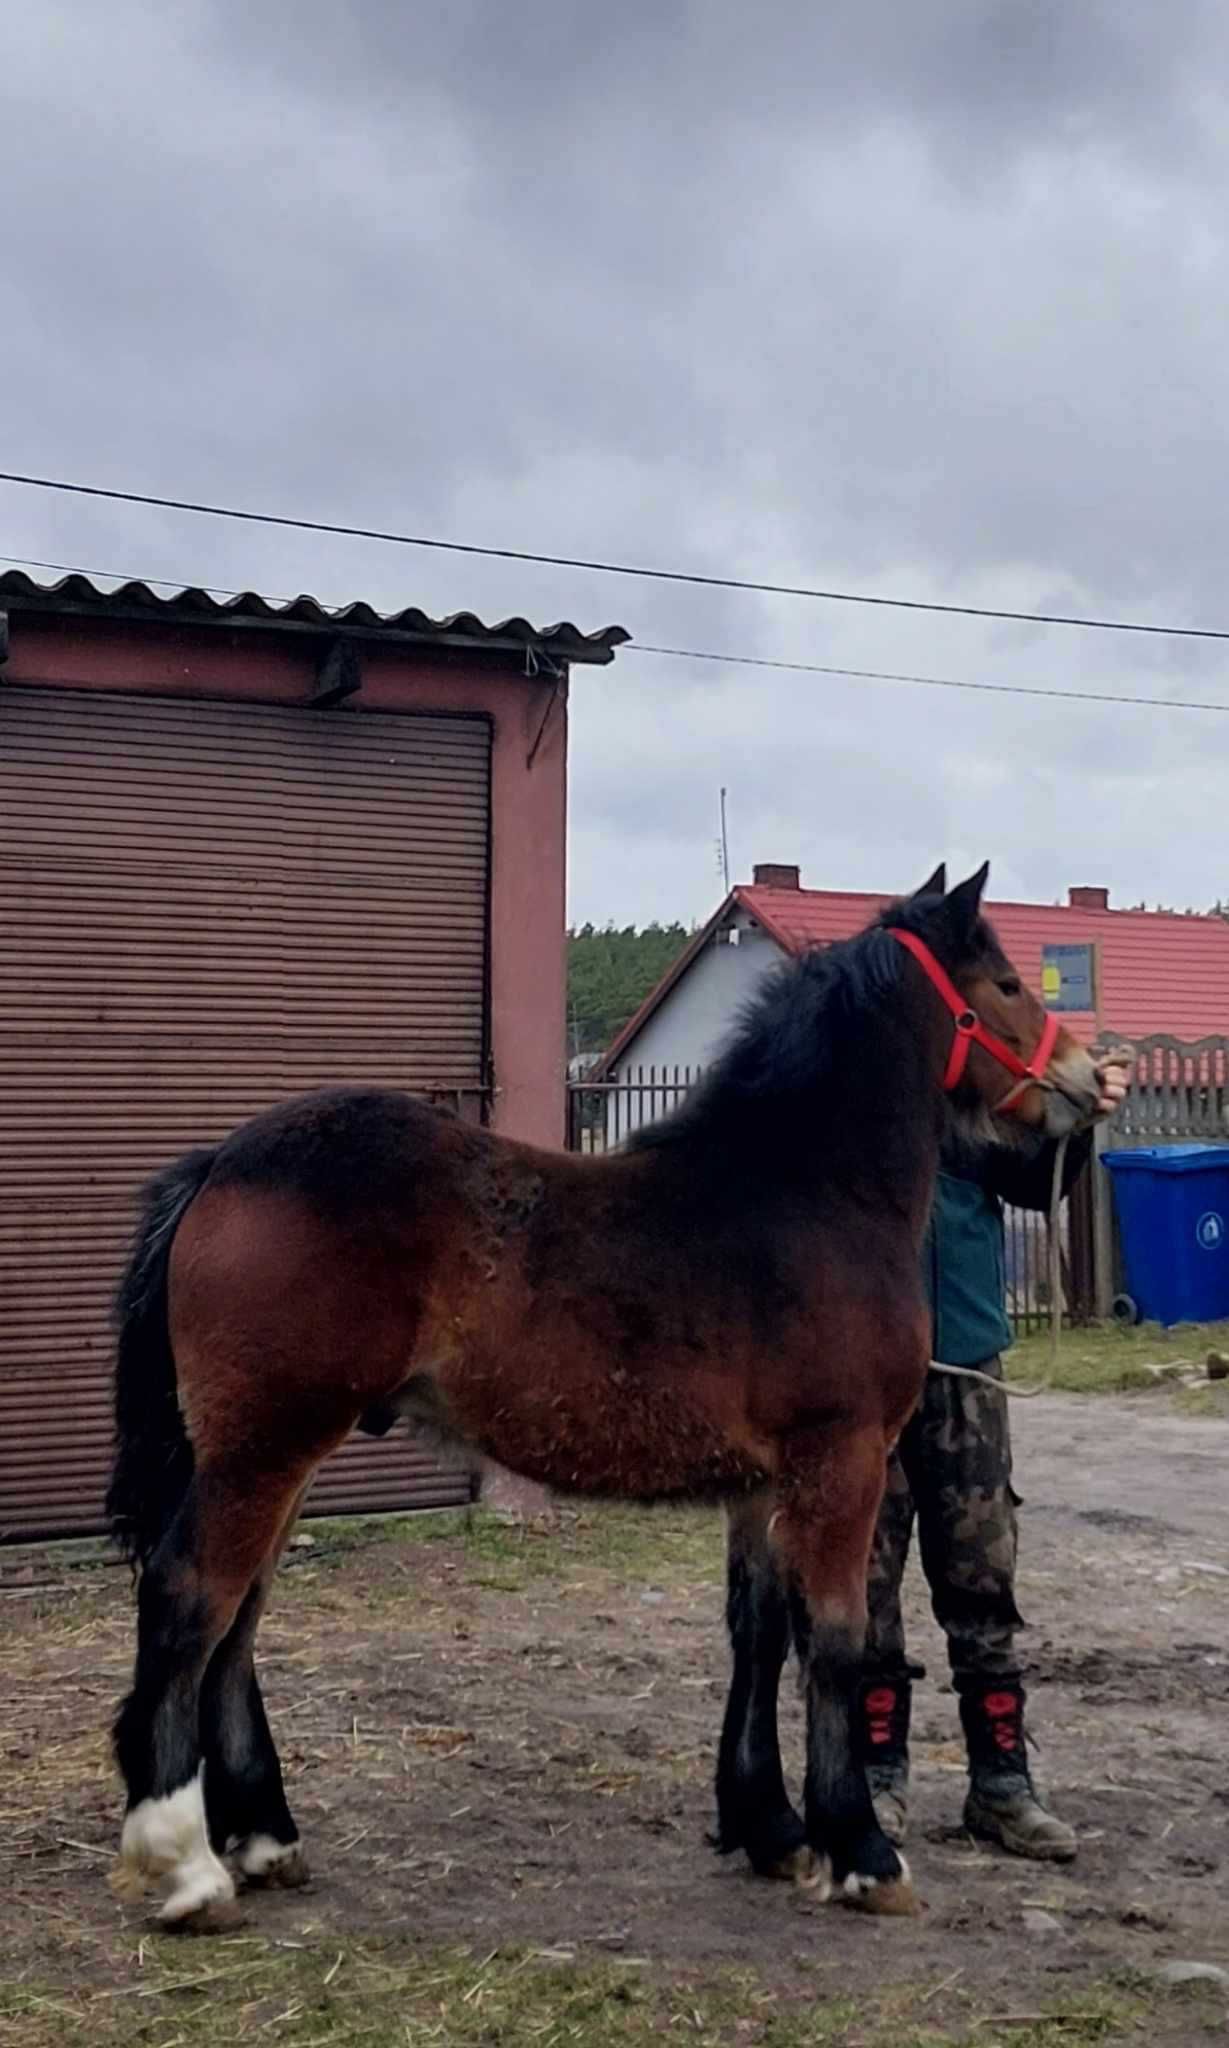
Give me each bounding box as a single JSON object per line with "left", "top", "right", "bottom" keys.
{"left": 776, "top": 1426, "right": 918, "bottom": 1915}
{"left": 714, "top": 1494, "right": 813, "bottom": 1881}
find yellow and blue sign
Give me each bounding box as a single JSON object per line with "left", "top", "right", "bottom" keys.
{"left": 1041, "top": 942, "right": 1096, "bottom": 1013}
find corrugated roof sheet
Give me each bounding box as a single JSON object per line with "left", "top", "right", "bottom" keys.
{"left": 0, "top": 569, "right": 628, "bottom": 665}
{"left": 601, "top": 883, "right": 1229, "bottom": 1070}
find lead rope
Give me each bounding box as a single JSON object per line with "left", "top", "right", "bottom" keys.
{"left": 928, "top": 1130, "right": 1071, "bottom": 1401}
{"left": 1047, "top": 1127, "right": 1067, "bottom": 1377}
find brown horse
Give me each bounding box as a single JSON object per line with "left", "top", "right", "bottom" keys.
{"left": 106, "top": 861, "right": 1098, "bottom": 1929}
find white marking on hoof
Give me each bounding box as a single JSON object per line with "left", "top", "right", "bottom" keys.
{"left": 118, "top": 1767, "right": 235, "bottom": 1923}
{"left": 120, "top": 1771, "right": 207, "bottom": 1878}
{"left": 238, "top": 1834, "right": 300, "bottom": 1879}
{"left": 841, "top": 1852, "right": 918, "bottom": 1916}
{"left": 159, "top": 1851, "right": 237, "bottom": 1924}
{"left": 842, "top": 1850, "right": 910, "bottom": 1901}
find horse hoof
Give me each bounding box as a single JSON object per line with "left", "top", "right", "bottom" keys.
{"left": 732, "top": 1811, "right": 813, "bottom": 1885}
{"left": 791, "top": 1851, "right": 832, "bottom": 1901}
{"left": 841, "top": 1873, "right": 920, "bottom": 1917}
{"left": 158, "top": 1895, "right": 248, "bottom": 1936}
{"left": 760, "top": 1843, "right": 821, "bottom": 1886}
{"left": 242, "top": 1846, "right": 311, "bottom": 1891}
{"left": 109, "top": 1860, "right": 149, "bottom": 1904}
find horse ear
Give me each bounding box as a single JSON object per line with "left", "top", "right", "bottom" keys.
{"left": 944, "top": 861, "right": 990, "bottom": 936}
{"left": 911, "top": 863, "right": 947, "bottom": 900}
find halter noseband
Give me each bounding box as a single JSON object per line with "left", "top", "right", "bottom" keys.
{"left": 890, "top": 928, "right": 1062, "bottom": 1116}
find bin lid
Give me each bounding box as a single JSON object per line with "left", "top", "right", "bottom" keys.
{"left": 1101, "top": 1144, "right": 1229, "bottom": 1175}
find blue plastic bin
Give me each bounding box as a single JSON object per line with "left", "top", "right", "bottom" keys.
{"left": 1101, "top": 1145, "right": 1229, "bottom": 1327}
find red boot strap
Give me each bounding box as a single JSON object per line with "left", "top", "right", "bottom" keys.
{"left": 863, "top": 1684, "right": 899, "bottom": 1747}
{"left": 977, "top": 1690, "right": 1025, "bottom": 1754}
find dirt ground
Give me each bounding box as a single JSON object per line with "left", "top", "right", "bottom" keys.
{"left": 2, "top": 1388, "right": 1229, "bottom": 2046}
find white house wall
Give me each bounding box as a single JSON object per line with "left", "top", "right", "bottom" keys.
{"left": 605, "top": 917, "right": 785, "bottom": 1141}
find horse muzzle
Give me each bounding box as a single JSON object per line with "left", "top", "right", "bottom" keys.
{"left": 1037, "top": 1049, "right": 1104, "bottom": 1136}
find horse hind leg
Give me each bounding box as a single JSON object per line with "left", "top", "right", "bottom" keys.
{"left": 113, "top": 1463, "right": 310, "bottom": 1928}
{"left": 714, "top": 1494, "right": 814, "bottom": 1883}
{"left": 200, "top": 1509, "right": 309, "bottom": 1892}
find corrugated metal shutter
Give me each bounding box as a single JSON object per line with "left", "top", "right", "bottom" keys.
{"left": 0, "top": 684, "right": 487, "bottom": 1540}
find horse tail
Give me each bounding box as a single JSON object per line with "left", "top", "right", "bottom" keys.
{"left": 106, "top": 1147, "right": 218, "bottom": 1571}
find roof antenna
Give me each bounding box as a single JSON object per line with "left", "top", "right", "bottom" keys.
{"left": 715, "top": 786, "right": 731, "bottom": 892}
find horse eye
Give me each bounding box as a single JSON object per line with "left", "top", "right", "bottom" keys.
{"left": 997, "top": 977, "right": 1022, "bottom": 998}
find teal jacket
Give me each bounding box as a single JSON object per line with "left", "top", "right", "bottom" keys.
{"left": 923, "top": 1130, "right": 1093, "bottom": 1367}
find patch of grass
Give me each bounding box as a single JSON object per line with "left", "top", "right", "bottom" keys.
{"left": 1173, "top": 1378, "right": 1229, "bottom": 1417}
{"left": 294, "top": 1501, "right": 725, "bottom": 1595}
{"left": 955, "top": 1981, "right": 1148, "bottom": 2046}
{"left": 842, "top": 1968, "right": 1167, "bottom": 2048}
{"left": 0, "top": 1944, "right": 1195, "bottom": 2048}
{"left": 1007, "top": 1318, "right": 1229, "bottom": 1396}
{"left": 0, "top": 1944, "right": 841, "bottom": 2048}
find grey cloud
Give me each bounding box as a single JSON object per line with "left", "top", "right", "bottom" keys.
{"left": 2, "top": 0, "right": 1229, "bottom": 930}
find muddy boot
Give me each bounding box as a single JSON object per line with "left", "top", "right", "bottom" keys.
{"left": 959, "top": 1683, "right": 1076, "bottom": 1863}
{"left": 856, "top": 1676, "right": 911, "bottom": 1847}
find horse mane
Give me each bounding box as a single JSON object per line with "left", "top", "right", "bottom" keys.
{"left": 625, "top": 891, "right": 999, "bottom": 1155}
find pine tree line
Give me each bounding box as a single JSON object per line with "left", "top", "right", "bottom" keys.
{"left": 566, "top": 922, "right": 692, "bottom": 1055}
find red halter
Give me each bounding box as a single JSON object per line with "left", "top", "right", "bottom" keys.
{"left": 890, "top": 929, "right": 1062, "bottom": 1116}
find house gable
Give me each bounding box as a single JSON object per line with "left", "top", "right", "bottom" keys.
{"left": 603, "top": 906, "right": 785, "bottom": 1078}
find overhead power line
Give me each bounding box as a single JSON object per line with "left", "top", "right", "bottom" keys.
{"left": 1, "top": 551, "right": 1226, "bottom": 715}
{"left": 631, "top": 642, "right": 1229, "bottom": 714}
{"left": 0, "top": 468, "right": 1226, "bottom": 643}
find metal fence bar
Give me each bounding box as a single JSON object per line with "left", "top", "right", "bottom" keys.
{"left": 565, "top": 1069, "right": 1073, "bottom": 1332}
{"left": 567, "top": 1036, "right": 1229, "bottom": 1327}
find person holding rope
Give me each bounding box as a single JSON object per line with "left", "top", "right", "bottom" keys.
{"left": 856, "top": 1053, "right": 1130, "bottom": 1861}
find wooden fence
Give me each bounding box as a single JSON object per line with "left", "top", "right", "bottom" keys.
{"left": 1103, "top": 1035, "right": 1229, "bottom": 1147}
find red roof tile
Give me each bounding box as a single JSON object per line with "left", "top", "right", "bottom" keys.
{"left": 738, "top": 886, "right": 1229, "bottom": 1046}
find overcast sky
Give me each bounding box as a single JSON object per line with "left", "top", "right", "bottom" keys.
{"left": 3, "top": 1, "right": 1228, "bottom": 928}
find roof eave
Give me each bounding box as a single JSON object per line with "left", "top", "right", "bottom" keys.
{"left": 0, "top": 572, "right": 629, "bottom": 667}
{"left": 731, "top": 885, "right": 810, "bottom": 955}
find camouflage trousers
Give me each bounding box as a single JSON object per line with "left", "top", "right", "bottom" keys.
{"left": 865, "top": 1354, "right": 1025, "bottom": 1690}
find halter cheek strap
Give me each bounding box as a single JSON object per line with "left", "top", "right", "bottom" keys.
{"left": 890, "top": 928, "right": 1062, "bottom": 1116}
